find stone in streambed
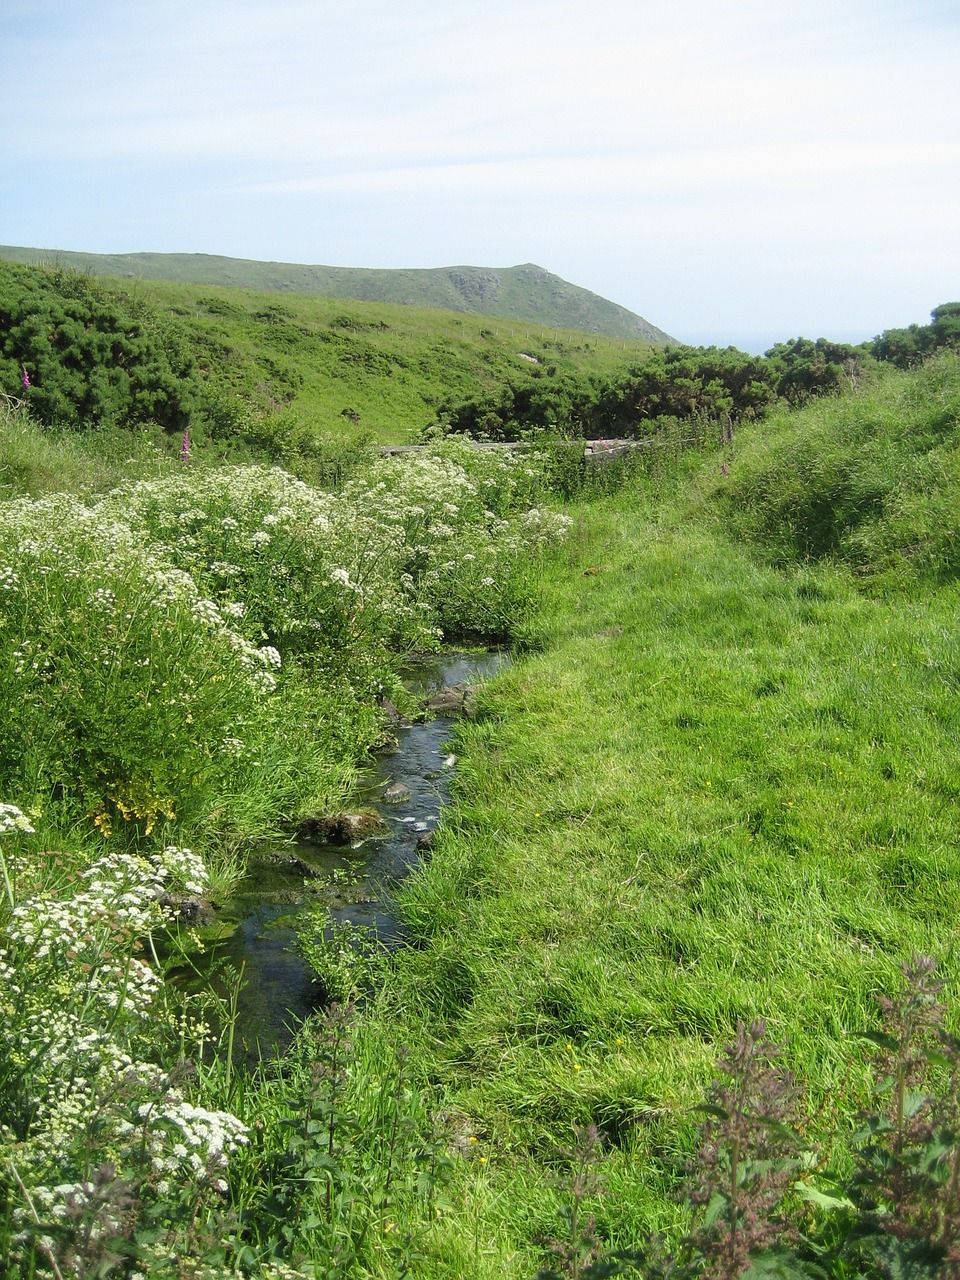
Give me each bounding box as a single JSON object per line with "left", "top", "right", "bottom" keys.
{"left": 161, "top": 893, "right": 218, "bottom": 925}
{"left": 421, "top": 684, "right": 469, "bottom": 714}
{"left": 383, "top": 781, "right": 412, "bottom": 803}
{"left": 298, "top": 811, "right": 385, "bottom": 844}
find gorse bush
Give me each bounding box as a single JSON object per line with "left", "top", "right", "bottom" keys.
{"left": 436, "top": 342, "right": 872, "bottom": 444}
{"left": 0, "top": 263, "right": 200, "bottom": 431}
{"left": 871, "top": 301, "right": 960, "bottom": 368}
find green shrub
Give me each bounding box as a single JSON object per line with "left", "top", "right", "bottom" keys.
{"left": 0, "top": 263, "right": 200, "bottom": 430}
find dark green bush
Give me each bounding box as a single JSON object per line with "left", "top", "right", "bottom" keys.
{"left": 0, "top": 262, "right": 200, "bottom": 430}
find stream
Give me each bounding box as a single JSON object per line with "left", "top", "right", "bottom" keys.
{"left": 194, "top": 649, "right": 508, "bottom": 1058}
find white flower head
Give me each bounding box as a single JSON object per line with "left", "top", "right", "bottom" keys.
{"left": 0, "top": 803, "right": 34, "bottom": 836}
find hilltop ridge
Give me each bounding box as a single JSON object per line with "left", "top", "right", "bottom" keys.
{"left": 0, "top": 245, "right": 674, "bottom": 344}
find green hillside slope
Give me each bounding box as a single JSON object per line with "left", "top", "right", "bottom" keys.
{"left": 0, "top": 262, "right": 656, "bottom": 449}
{"left": 0, "top": 245, "right": 674, "bottom": 343}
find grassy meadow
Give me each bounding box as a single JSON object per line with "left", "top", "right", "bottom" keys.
{"left": 1, "top": 270, "right": 960, "bottom": 1279}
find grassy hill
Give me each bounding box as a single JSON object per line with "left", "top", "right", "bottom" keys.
{"left": 139, "top": 277, "right": 655, "bottom": 442}
{"left": 0, "top": 245, "right": 674, "bottom": 344}
{"left": 0, "top": 261, "right": 660, "bottom": 453}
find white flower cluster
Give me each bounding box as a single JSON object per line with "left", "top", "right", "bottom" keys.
{"left": 146, "top": 1095, "right": 249, "bottom": 1181}
{"left": 0, "top": 840, "right": 246, "bottom": 1220}
{"left": 80, "top": 451, "right": 565, "bottom": 659}
{"left": 191, "top": 597, "right": 224, "bottom": 627}
{"left": 0, "top": 802, "right": 34, "bottom": 836}
{"left": 156, "top": 844, "right": 208, "bottom": 896}
{"left": 4, "top": 847, "right": 206, "bottom": 1018}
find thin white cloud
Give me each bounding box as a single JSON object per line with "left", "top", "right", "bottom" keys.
{"left": 234, "top": 140, "right": 960, "bottom": 200}
{"left": 9, "top": 0, "right": 959, "bottom": 163}
{"left": 2, "top": 0, "right": 959, "bottom": 343}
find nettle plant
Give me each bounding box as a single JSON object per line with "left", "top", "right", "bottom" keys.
{"left": 0, "top": 814, "right": 248, "bottom": 1277}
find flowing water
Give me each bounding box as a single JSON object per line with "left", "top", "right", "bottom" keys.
{"left": 195, "top": 649, "right": 508, "bottom": 1057}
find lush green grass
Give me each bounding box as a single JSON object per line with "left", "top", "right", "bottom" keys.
{"left": 4, "top": 351, "right": 960, "bottom": 1277}
{"left": 360, "top": 358, "right": 960, "bottom": 1272}
{"left": 704, "top": 352, "right": 960, "bottom": 588}
{"left": 0, "top": 394, "right": 183, "bottom": 498}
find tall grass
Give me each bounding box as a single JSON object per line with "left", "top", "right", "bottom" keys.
{"left": 705, "top": 351, "right": 960, "bottom": 587}
{"left": 0, "top": 393, "right": 178, "bottom": 498}
{"left": 369, "top": 354, "right": 960, "bottom": 1271}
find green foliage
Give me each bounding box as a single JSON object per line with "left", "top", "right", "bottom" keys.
{"left": 296, "top": 916, "right": 384, "bottom": 1005}
{"left": 0, "top": 262, "right": 201, "bottom": 430}
{"left": 528, "top": 960, "right": 960, "bottom": 1278}
{"left": 224, "top": 1010, "right": 456, "bottom": 1279}
{"left": 0, "top": 491, "right": 298, "bottom": 848}
{"left": 435, "top": 368, "right": 604, "bottom": 441}
{"left": 590, "top": 346, "right": 777, "bottom": 437}
{"left": 763, "top": 338, "right": 871, "bottom": 403}
{"left": 0, "top": 395, "right": 179, "bottom": 499}
{"left": 0, "top": 260, "right": 655, "bottom": 458}
{"left": 436, "top": 342, "right": 870, "bottom": 445}
{"left": 0, "top": 439, "right": 570, "bottom": 855}
{"left": 871, "top": 302, "right": 960, "bottom": 368}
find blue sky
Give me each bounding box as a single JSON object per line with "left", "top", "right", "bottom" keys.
{"left": 3, "top": 0, "right": 959, "bottom": 351}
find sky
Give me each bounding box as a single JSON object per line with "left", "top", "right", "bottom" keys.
{"left": 3, "top": 0, "right": 959, "bottom": 352}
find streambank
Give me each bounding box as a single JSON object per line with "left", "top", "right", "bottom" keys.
{"left": 191, "top": 649, "right": 509, "bottom": 1056}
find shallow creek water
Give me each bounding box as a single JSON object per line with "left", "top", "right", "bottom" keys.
{"left": 196, "top": 649, "right": 508, "bottom": 1058}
